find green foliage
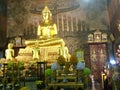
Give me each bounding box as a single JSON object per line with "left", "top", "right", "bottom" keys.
{"left": 18, "top": 61, "right": 24, "bottom": 69}
{"left": 20, "top": 87, "right": 29, "bottom": 90}
{"left": 35, "top": 80, "right": 43, "bottom": 85}
{"left": 7, "top": 61, "right": 24, "bottom": 70}
{"left": 45, "top": 68, "right": 52, "bottom": 76}
{"left": 7, "top": 61, "right": 14, "bottom": 69}
{"left": 83, "top": 67, "right": 91, "bottom": 76}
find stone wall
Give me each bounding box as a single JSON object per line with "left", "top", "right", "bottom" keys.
{"left": 0, "top": 0, "right": 7, "bottom": 47}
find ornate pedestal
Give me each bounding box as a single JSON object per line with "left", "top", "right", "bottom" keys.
{"left": 16, "top": 45, "right": 60, "bottom": 66}
{"left": 48, "top": 82, "right": 84, "bottom": 90}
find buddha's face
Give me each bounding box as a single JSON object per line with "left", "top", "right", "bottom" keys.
{"left": 43, "top": 12, "right": 49, "bottom": 21}
{"left": 8, "top": 43, "right": 13, "bottom": 49}
{"left": 42, "top": 6, "right": 52, "bottom": 23}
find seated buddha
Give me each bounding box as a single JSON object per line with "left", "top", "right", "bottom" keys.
{"left": 25, "top": 6, "right": 63, "bottom": 47}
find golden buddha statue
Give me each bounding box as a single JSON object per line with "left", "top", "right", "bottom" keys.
{"left": 25, "top": 6, "right": 63, "bottom": 47}
{"left": 59, "top": 41, "right": 70, "bottom": 62}
{"left": 5, "top": 43, "right": 14, "bottom": 60}
{"left": 37, "top": 6, "right": 57, "bottom": 39}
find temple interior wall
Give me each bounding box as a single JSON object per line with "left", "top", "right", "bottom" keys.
{"left": 5, "top": 0, "right": 110, "bottom": 66}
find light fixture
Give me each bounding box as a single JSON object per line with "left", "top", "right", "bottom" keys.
{"left": 110, "top": 59, "right": 116, "bottom": 65}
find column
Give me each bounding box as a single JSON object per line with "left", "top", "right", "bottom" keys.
{"left": 76, "top": 17, "right": 78, "bottom": 31}
{"left": 62, "top": 14, "right": 64, "bottom": 31}
{"left": 67, "top": 15, "right": 69, "bottom": 32}
{"left": 71, "top": 16, "right": 73, "bottom": 32}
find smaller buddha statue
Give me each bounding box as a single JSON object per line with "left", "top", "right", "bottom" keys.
{"left": 59, "top": 41, "right": 70, "bottom": 62}
{"left": 5, "top": 43, "right": 14, "bottom": 60}
{"left": 32, "top": 45, "right": 40, "bottom": 60}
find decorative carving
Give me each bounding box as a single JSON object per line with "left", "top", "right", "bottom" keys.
{"left": 94, "top": 30, "right": 102, "bottom": 42}
{"left": 88, "top": 29, "right": 107, "bottom": 43}
{"left": 89, "top": 43, "right": 107, "bottom": 80}
{"left": 88, "top": 34, "right": 93, "bottom": 43}
{"left": 15, "top": 36, "right": 22, "bottom": 47}
{"left": 102, "top": 33, "right": 107, "bottom": 42}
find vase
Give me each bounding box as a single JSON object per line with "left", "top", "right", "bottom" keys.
{"left": 58, "top": 65, "right": 63, "bottom": 76}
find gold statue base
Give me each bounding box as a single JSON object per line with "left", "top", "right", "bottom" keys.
{"left": 16, "top": 38, "right": 64, "bottom": 66}
{"left": 25, "top": 37, "right": 63, "bottom": 47}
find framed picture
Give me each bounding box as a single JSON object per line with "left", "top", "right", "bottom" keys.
{"left": 88, "top": 34, "right": 93, "bottom": 43}
{"left": 15, "top": 36, "right": 22, "bottom": 47}
{"left": 94, "top": 30, "right": 102, "bottom": 42}
{"left": 102, "top": 33, "right": 107, "bottom": 42}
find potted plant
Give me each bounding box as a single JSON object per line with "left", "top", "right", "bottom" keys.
{"left": 35, "top": 80, "right": 44, "bottom": 90}
{"left": 57, "top": 55, "right": 65, "bottom": 76}
{"left": 76, "top": 61, "right": 85, "bottom": 83}
{"left": 70, "top": 54, "right": 78, "bottom": 73}
{"left": 51, "top": 62, "right": 58, "bottom": 83}
{"left": 83, "top": 67, "right": 91, "bottom": 89}
{"left": 20, "top": 87, "right": 29, "bottom": 90}
{"left": 45, "top": 68, "right": 52, "bottom": 87}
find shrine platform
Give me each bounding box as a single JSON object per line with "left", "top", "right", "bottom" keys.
{"left": 48, "top": 82, "right": 84, "bottom": 90}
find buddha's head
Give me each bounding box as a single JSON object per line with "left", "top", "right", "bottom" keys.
{"left": 42, "top": 6, "right": 52, "bottom": 23}
{"left": 8, "top": 43, "right": 13, "bottom": 49}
